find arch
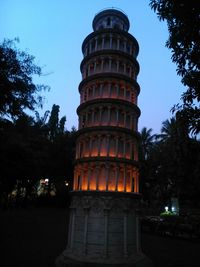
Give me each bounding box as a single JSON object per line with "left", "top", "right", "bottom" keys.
{"left": 109, "top": 136, "right": 116, "bottom": 157}
{"left": 98, "top": 165, "right": 106, "bottom": 191}
{"left": 108, "top": 165, "right": 116, "bottom": 191}
{"left": 100, "top": 135, "right": 107, "bottom": 156}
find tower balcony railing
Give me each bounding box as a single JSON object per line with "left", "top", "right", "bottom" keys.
{"left": 82, "top": 66, "right": 137, "bottom": 81}
{"left": 83, "top": 37, "right": 137, "bottom": 58}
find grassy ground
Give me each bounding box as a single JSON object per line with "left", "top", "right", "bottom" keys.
{"left": 1, "top": 206, "right": 200, "bottom": 267}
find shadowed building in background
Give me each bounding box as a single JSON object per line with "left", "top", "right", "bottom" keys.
{"left": 56, "top": 8, "right": 152, "bottom": 267}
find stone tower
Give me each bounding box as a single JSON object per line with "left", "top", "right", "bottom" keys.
{"left": 57, "top": 8, "right": 152, "bottom": 267}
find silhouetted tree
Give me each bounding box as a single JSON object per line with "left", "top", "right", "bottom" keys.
{"left": 0, "top": 39, "right": 49, "bottom": 119}
{"left": 150, "top": 0, "right": 200, "bottom": 134}
{"left": 139, "top": 127, "right": 155, "bottom": 160}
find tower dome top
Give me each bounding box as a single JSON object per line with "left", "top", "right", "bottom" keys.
{"left": 92, "top": 8, "right": 130, "bottom": 32}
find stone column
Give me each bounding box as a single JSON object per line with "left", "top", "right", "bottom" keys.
{"left": 105, "top": 164, "right": 109, "bottom": 191}
{"left": 130, "top": 114, "right": 134, "bottom": 130}
{"left": 124, "top": 112, "right": 127, "bottom": 127}
{"left": 88, "top": 64, "right": 90, "bottom": 76}
{"left": 123, "top": 211, "right": 128, "bottom": 257}
{"left": 123, "top": 137, "right": 126, "bottom": 158}
{"left": 85, "top": 111, "right": 88, "bottom": 127}
{"left": 94, "top": 61, "right": 97, "bottom": 73}
{"left": 109, "top": 58, "right": 112, "bottom": 71}
{"left": 116, "top": 83, "right": 120, "bottom": 97}
{"left": 123, "top": 40, "right": 126, "bottom": 52}
{"left": 102, "top": 36, "right": 105, "bottom": 49}
{"left": 83, "top": 208, "right": 89, "bottom": 254}
{"left": 89, "top": 42, "right": 92, "bottom": 53}
{"left": 130, "top": 168, "right": 134, "bottom": 192}
{"left": 96, "top": 165, "right": 100, "bottom": 190}
{"left": 98, "top": 135, "right": 101, "bottom": 156}
{"left": 103, "top": 209, "right": 109, "bottom": 257}
{"left": 108, "top": 83, "right": 112, "bottom": 97}
{"left": 89, "top": 138, "right": 92, "bottom": 157}
{"left": 117, "top": 37, "right": 120, "bottom": 50}
{"left": 116, "top": 60, "right": 119, "bottom": 72}
{"left": 136, "top": 214, "right": 141, "bottom": 253}
{"left": 92, "top": 84, "right": 95, "bottom": 98}
{"left": 109, "top": 34, "right": 113, "bottom": 48}
{"left": 115, "top": 165, "right": 119, "bottom": 191}
{"left": 129, "top": 66, "right": 132, "bottom": 77}
{"left": 136, "top": 170, "right": 139, "bottom": 193}
{"left": 87, "top": 165, "right": 91, "bottom": 190}
{"left": 101, "top": 59, "right": 104, "bottom": 71}
{"left": 80, "top": 168, "right": 84, "bottom": 190}
{"left": 106, "top": 134, "right": 110, "bottom": 156}
{"left": 108, "top": 106, "right": 111, "bottom": 124}
{"left": 123, "top": 165, "right": 126, "bottom": 192}
{"left": 100, "top": 83, "right": 103, "bottom": 97}
{"left": 116, "top": 108, "right": 119, "bottom": 126}
{"left": 115, "top": 136, "right": 119, "bottom": 157}
{"left": 99, "top": 106, "right": 103, "bottom": 125}
{"left": 123, "top": 63, "right": 126, "bottom": 74}
{"left": 116, "top": 109, "right": 119, "bottom": 126}
{"left": 124, "top": 87, "right": 126, "bottom": 98}
{"left": 95, "top": 38, "right": 98, "bottom": 51}
{"left": 91, "top": 109, "right": 95, "bottom": 124}
{"left": 130, "top": 44, "right": 133, "bottom": 55}
{"left": 129, "top": 140, "right": 132, "bottom": 159}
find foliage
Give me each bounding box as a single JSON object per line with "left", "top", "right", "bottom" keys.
{"left": 0, "top": 38, "right": 49, "bottom": 119}
{"left": 139, "top": 116, "right": 200, "bottom": 211}
{"left": 149, "top": 0, "right": 200, "bottom": 134}
{"left": 0, "top": 104, "right": 76, "bottom": 208}
{"left": 139, "top": 127, "right": 156, "bottom": 160}
{"left": 160, "top": 211, "right": 176, "bottom": 216}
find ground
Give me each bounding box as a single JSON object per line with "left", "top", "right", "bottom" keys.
{"left": 0, "top": 206, "right": 200, "bottom": 267}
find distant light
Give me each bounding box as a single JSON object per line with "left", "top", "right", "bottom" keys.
{"left": 172, "top": 206, "right": 175, "bottom": 212}
{"left": 45, "top": 179, "right": 49, "bottom": 185}
{"left": 165, "top": 206, "right": 169, "bottom": 212}
{"left": 40, "top": 179, "right": 45, "bottom": 184}
{"left": 65, "top": 182, "right": 69, "bottom": 187}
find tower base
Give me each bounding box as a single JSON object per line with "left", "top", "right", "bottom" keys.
{"left": 56, "top": 253, "right": 153, "bottom": 267}
{"left": 56, "top": 191, "right": 153, "bottom": 267}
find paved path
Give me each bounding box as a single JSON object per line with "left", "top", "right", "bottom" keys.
{"left": 1, "top": 207, "right": 200, "bottom": 267}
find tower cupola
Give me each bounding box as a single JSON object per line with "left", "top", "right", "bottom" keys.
{"left": 92, "top": 8, "right": 130, "bottom": 31}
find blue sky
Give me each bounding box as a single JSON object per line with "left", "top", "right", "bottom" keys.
{"left": 1, "top": 0, "right": 184, "bottom": 134}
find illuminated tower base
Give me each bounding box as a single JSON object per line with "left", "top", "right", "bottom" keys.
{"left": 56, "top": 8, "right": 152, "bottom": 267}
{"left": 56, "top": 191, "right": 152, "bottom": 266}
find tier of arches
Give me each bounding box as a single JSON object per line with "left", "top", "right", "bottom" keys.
{"left": 76, "top": 132, "right": 138, "bottom": 161}
{"left": 78, "top": 104, "right": 138, "bottom": 131}
{"left": 73, "top": 162, "right": 139, "bottom": 193}
{"left": 81, "top": 55, "right": 137, "bottom": 80}
{"left": 80, "top": 80, "right": 138, "bottom": 105}
{"left": 82, "top": 32, "right": 137, "bottom": 58}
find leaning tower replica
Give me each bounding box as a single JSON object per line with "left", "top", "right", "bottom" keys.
{"left": 57, "top": 8, "right": 151, "bottom": 267}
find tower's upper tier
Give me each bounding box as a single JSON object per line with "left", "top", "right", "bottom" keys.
{"left": 92, "top": 9, "right": 130, "bottom": 32}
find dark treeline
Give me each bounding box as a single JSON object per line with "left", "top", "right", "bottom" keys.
{"left": 0, "top": 105, "right": 76, "bottom": 208}
{"left": 0, "top": 39, "right": 76, "bottom": 208}
{"left": 139, "top": 116, "right": 200, "bottom": 213}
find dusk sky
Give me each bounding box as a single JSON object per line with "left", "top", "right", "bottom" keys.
{"left": 1, "top": 0, "right": 184, "bottom": 134}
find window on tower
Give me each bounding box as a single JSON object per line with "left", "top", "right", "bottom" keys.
{"left": 107, "top": 17, "right": 111, "bottom": 26}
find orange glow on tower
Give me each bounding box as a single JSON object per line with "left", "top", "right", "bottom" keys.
{"left": 73, "top": 8, "right": 140, "bottom": 194}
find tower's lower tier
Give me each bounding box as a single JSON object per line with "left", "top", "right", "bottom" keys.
{"left": 56, "top": 191, "right": 152, "bottom": 266}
